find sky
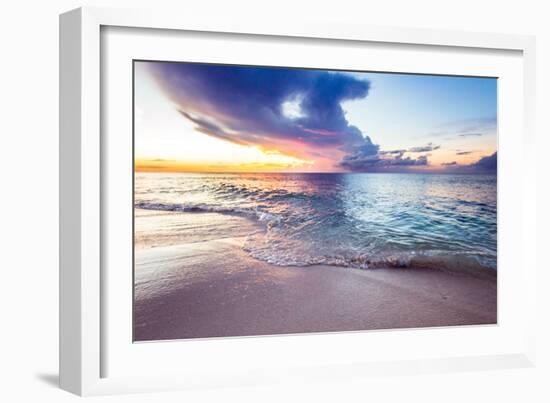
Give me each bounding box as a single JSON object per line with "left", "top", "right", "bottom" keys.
{"left": 134, "top": 61, "right": 497, "bottom": 173}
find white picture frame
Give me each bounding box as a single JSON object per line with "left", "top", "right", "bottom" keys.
{"left": 59, "top": 6, "right": 537, "bottom": 396}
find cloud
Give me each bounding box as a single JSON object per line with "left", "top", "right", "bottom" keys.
{"left": 430, "top": 116, "right": 496, "bottom": 138}
{"left": 469, "top": 152, "right": 497, "bottom": 171}
{"left": 408, "top": 143, "right": 440, "bottom": 153}
{"left": 337, "top": 136, "right": 381, "bottom": 170}
{"left": 146, "top": 62, "right": 371, "bottom": 161}
{"left": 456, "top": 150, "right": 474, "bottom": 155}
{"left": 338, "top": 140, "right": 429, "bottom": 171}
{"left": 380, "top": 143, "right": 439, "bottom": 158}
{"left": 457, "top": 117, "right": 497, "bottom": 133}
{"left": 458, "top": 132, "right": 484, "bottom": 137}
{"left": 177, "top": 110, "right": 249, "bottom": 145}
{"left": 380, "top": 149, "right": 406, "bottom": 156}
{"left": 413, "top": 155, "right": 428, "bottom": 166}
{"left": 145, "top": 62, "right": 476, "bottom": 173}
{"left": 434, "top": 153, "right": 496, "bottom": 172}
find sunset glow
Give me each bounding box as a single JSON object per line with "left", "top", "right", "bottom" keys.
{"left": 134, "top": 61, "right": 497, "bottom": 173}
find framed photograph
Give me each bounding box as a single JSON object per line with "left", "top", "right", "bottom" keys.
{"left": 60, "top": 7, "right": 537, "bottom": 396}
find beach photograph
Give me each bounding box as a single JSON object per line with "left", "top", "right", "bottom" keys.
{"left": 133, "top": 61, "right": 497, "bottom": 342}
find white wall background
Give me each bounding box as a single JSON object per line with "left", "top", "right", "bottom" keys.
{"left": 1, "top": 1, "right": 548, "bottom": 401}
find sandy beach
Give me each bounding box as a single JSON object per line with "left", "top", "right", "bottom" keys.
{"left": 133, "top": 209, "right": 496, "bottom": 342}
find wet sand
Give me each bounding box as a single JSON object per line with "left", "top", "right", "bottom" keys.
{"left": 134, "top": 209, "right": 497, "bottom": 342}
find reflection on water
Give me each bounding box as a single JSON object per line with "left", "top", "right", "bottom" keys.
{"left": 135, "top": 172, "right": 497, "bottom": 270}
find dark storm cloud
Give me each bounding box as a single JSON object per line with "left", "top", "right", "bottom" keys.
{"left": 146, "top": 62, "right": 371, "bottom": 155}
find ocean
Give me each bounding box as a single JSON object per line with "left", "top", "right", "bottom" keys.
{"left": 135, "top": 172, "right": 497, "bottom": 272}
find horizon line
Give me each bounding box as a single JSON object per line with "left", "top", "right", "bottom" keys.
{"left": 134, "top": 170, "right": 496, "bottom": 175}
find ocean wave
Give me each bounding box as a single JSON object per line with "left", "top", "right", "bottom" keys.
{"left": 243, "top": 238, "right": 496, "bottom": 277}
{"left": 135, "top": 171, "right": 497, "bottom": 277}
{"left": 136, "top": 200, "right": 496, "bottom": 276}
{"left": 135, "top": 201, "right": 282, "bottom": 225}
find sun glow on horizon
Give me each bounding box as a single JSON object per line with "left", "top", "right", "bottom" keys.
{"left": 135, "top": 143, "right": 314, "bottom": 173}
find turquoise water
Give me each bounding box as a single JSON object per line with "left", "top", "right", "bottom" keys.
{"left": 135, "top": 172, "right": 497, "bottom": 271}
